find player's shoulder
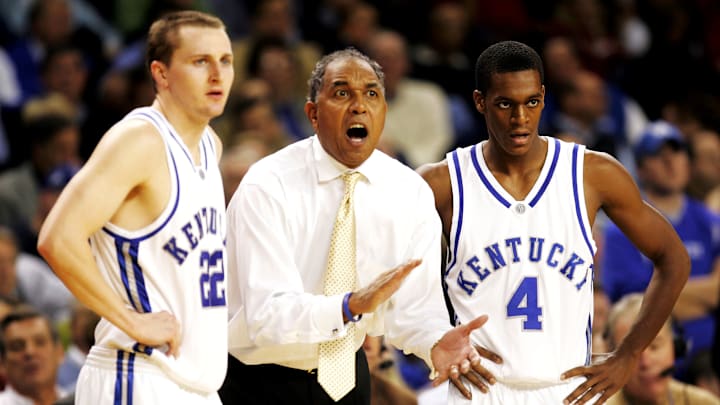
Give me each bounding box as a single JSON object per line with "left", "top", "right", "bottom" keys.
{"left": 105, "top": 116, "right": 165, "bottom": 148}
{"left": 582, "top": 147, "right": 626, "bottom": 176}
{"left": 416, "top": 159, "right": 449, "bottom": 182}
{"left": 90, "top": 117, "right": 167, "bottom": 165}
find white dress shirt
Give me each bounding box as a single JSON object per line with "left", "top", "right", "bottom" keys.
{"left": 227, "top": 136, "right": 451, "bottom": 370}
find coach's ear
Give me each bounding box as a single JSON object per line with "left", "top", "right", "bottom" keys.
{"left": 473, "top": 90, "right": 486, "bottom": 115}
{"left": 305, "top": 100, "right": 319, "bottom": 132}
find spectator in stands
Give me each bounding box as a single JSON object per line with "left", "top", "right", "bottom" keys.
{"left": 0, "top": 306, "right": 66, "bottom": 405}
{"left": 0, "top": 226, "right": 72, "bottom": 323}
{"left": 230, "top": 0, "right": 320, "bottom": 101}
{"left": 687, "top": 128, "right": 720, "bottom": 212}
{"left": 4, "top": 0, "right": 105, "bottom": 105}
{"left": 246, "top": 37, "right": 314, "bottom": 141}
{"left": 39, "top": 45, "right": 89, "bottom": 124}
{"left": 605, "top": 293, "right": 719, "bottom": 404}
{"left": 363, "top": 335, "right": 417, "bottom": 405}
{"left": 56, "top": 301, "right": 99, "bottom": 392}
{"left": 410, "top": 1, "right": 481, "bottom": 149}
{"left": 366, "top": 30, "right": 453, "bottom": 167}
{"left": 593, "top": 284, "right": 611, "bottom": 353}
{"left": 0, "top": 113, "right": 80, "bottom": 247}
{"left": 219, "top": 138, "right": 272, "bottom": 206}
{"left": 229, "top": 95, "right": 293, "bottom": 152}
{"left": 540, "top": 37, "right": 647, "bottom": 168}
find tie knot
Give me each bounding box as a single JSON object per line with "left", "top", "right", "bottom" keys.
{"left": 342, "top": 171, "right": 362, "bottom": 197}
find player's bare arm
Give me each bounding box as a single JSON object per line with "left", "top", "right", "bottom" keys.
{"left": 672, "top": 257, "right": 720, "bottom": 320}
{"left": 562, "top": 151, "right": 690, "bottom": 405}
{"left": 38, "top": 119, "right": 182, "bottom": 356}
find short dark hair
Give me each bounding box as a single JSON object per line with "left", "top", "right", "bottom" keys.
{"left": 0, "top": 306, "right": 58, "bottom": 358}
{"left": 475, "top": 41, "right": 544, "bottom": 94}
{"left": 146, "top": 10, "right": 225, "bottom": 72}
{"left": 41, "top": 44, "right": 85, "bottom": 75}
{"left": 246, "top": 36, "right": 293, "bottom": 78}
{"left": 25, "top": 113, "right": 75, "bottom": 147}
{"left": 307, "top": 48, "right": 385, "bottom": 103}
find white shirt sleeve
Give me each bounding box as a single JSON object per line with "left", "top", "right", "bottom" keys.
{"left": 226, "top": 181, "right": 348, "bottom": 346}
{"left": 381, "top": 183, "right": 452, "bottom": 365}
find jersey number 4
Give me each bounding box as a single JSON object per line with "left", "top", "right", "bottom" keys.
{"left": 200, "top": 250, "right": 226, "bottom": 307}
{"left": 507, "top": 277, "right": 542, "bottom": 330}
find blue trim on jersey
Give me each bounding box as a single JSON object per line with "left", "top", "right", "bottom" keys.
{"left": 528, "top": 139, "right": 561, "bottom": 208}
{"left": 127, "top": 352, "right": 135, "bottom": 405}
{"left": 102, "top": 151, "right": 181, "bottom": 242}
{"left": 136, "top": 110, "right": 197, "bottom": 170}
{"left": 205, "top": 129, "right": 217, "bottom": 160}
{"left": 114, "top": 350, "right": 123, "bottom": 405}
{"left": 585, "top": 315, "right": 592, "bottom": 366}
{"left": 470, "top": 144, "right": 511, "bottom": 208}
{"left": 114, "top": 239, "right": 152, "bottom": 313}
{"left": 571, "top": 144, "right": 595, "bottom": 257}
{"left": 446, "top": 150, "right": 465, "bottom": 276}
{"left": 115, "top": 239, "right": 140, "bottom": 312}
{"left": 170, "top": 135, "right": 195, "bottom": 168}
{"left": 128, "top": 241, "right": 152, "bottom": 313}
{"left": 201, "top": 136, "right": 209, "bottom": 171}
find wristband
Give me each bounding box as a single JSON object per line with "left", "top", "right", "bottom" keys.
{"left": 343, "top": 292, "right": 362, "bottom": 323}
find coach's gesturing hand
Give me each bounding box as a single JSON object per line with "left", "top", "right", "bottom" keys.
{"left": 345, "top": 259, "right": 421, "bottom": 320}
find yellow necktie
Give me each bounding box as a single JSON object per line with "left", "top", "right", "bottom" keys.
{"left": 318, "top": 171, "right": 362, "bottom": 401}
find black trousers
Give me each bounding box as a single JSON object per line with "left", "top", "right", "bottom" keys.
{"left": 219, "top": 350, "right": 370, "bottom": 405}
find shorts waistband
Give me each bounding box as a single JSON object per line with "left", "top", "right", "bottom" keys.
{"left": 85, "top": 346, "right": 165, "bottom": 376}
{"left": 495, "top": 376, "right": 580, "bottom": 390}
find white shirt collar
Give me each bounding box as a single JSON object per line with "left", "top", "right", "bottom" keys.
{"left": 311, "top": 135, "right": 382, "bottom": 185}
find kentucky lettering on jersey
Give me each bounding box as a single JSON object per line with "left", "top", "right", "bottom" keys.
{"left": 455, "top": 236, "right": 592, "bottom": 296}
{"left": 163, "top": 206, "right": 223, "bottom": 265}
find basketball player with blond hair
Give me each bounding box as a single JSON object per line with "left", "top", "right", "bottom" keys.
{"left": 38, "top": 10, "right": 233, "bottom": 404}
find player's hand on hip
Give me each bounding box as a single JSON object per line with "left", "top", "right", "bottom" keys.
{"left": 130, "top": 310, "right": 182, "bottom": 357}
{"left": 347, "top": 259, "right": 421, "bottom": 315}
{"left": 431, "top": 315, "right": 501, "bottom": 399}
{"left": 561, "top": 351, "right": 637, "bottom": 404}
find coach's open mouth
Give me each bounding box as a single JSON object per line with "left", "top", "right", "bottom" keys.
{"left": 347, "top": 124, "right": 368, "bottom": 139}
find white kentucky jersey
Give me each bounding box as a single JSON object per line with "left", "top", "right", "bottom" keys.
{"left": 89, "top": 107, "right": 228, "bottom": 393}
{"left": 445, "top": 137, "right": 596, "bottom": 386}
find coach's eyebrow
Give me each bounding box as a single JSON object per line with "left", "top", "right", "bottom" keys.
{"left": 330, "top": 80, "right": 381, "bottom": 89}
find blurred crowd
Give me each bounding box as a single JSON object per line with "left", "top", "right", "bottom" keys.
{"left": 0, "top": 0, "right": 719, "bottom": 404}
